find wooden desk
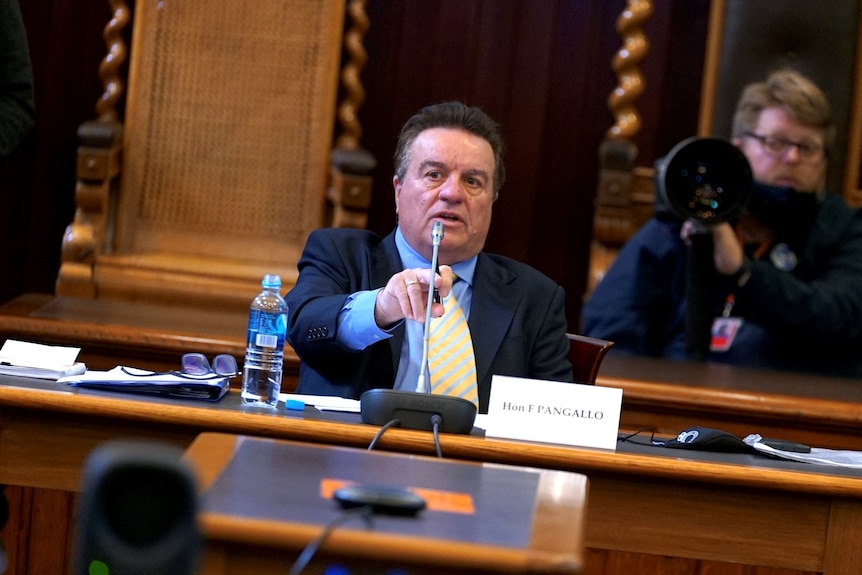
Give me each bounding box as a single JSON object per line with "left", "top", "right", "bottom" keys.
{"left": 2, "top": 375, "right": 862, "bottom": 575}
{"left": 0, "top": 293, "right": 301, "bottom": 388}
{"left": 4, "top": 293, "right": 862, "bottom": 450}
{"left": 598, "top": 354, "right": 862, "bottom": 451}
{"left": 186, "top": 433, "right": 587, "bottom": 575}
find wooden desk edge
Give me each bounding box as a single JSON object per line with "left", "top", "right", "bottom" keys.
{"left": 5, "top": 385, "right": 862, "bottom": 499}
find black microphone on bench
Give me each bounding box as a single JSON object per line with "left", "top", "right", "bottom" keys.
{"left": 360, "top": 221, "right": 477, "bottom": 434}
{"left": 72, "top": 440, "right": 201, "bottom": 575}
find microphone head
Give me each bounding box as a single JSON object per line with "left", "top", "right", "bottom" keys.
{"left": 431, "top": 221, "right": 444, "bottom": 246}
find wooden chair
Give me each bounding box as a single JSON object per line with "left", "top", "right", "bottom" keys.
{"left": 566, "top": 333, "right": 614, "bottom": 385}
{"left": 588, "top": 0, "right": 862, "bottom": 296}
{"left": 58, "top": 0, "right": 375, "bottom": 312}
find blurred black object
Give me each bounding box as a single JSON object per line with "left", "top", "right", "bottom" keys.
{"left": 655, "top": 138, "right": 753, "bottom": 360}
{"left": 73, "top": 440, "right": 201, "bottom": 575}
{"left": 683, "top": 231, "right": 715, "bottom": 360}
{"left": 0, "top": 484, "right": 7, "bottom": 574}
{"left": 655, "top": 137, "right": 753, "bottom": 224}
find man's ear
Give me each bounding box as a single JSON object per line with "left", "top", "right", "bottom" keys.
{"left": 393, "top": 175, "right": 402, "bottom": 213}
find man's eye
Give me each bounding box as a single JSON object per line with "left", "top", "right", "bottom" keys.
{"left": 426, "top": 171, "right": 442, "bottom": 180}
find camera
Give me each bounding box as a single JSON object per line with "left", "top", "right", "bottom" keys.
{"left": 654, "top": 137, "right": 753, "bottom": 224}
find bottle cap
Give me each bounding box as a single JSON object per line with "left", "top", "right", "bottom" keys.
{"left": 262, "top": 274, "right": 282, "bottom": 288}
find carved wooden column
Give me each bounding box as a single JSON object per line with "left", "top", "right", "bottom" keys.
{"left": 588, "top": 0, "right": 654, "bottom": 295}
{"left": 328, "top": 0, "right": 376, "bottom": 230}
{"left": 57, "top": 0, "right": 130, "bottom": 297}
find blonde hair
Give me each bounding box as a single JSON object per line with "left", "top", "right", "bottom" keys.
{"left": 732, "top": 69, "right": 834, "bottom": 150}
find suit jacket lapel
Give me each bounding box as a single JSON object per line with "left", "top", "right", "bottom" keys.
{"left": 370, "top": 232, "right": 406, "bottom": 375}
{"left": 469, "top": 254, "right": 519, "bottom": 384}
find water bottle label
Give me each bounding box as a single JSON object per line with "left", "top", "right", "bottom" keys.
{"left": 247, "top": 310, "right": 287, "bottom": 349}
{"left": 255, "top": 333, "right": 279, "bottom": 348}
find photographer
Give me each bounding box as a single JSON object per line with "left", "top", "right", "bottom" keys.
{"left": 582, "top": 69, "right": 862, "bottom": 377}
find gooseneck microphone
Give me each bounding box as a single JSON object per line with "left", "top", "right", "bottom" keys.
{"left": 360, "top": 220, "right": 476, "bottom": 435}
{"left": 416, "top": 220, "right": 444, "bottom": 394}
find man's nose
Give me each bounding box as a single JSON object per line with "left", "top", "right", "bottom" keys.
{"left": 437, "top": 176, "right": 466, "bottom": 199}
{"left": 782, "top": 144, "right": 803, "bottom": 163}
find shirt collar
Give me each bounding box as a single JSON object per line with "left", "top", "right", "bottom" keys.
{"left": 395, "top": 226, "right": 477, "bottom": 287}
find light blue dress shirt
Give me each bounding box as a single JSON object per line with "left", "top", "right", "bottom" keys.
{"left": 335, "top": 227, "right": 476, "bottom": 391}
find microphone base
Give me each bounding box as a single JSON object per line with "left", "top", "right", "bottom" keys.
{"left": 360, "top": 389, "right": 477, "bottom": 434}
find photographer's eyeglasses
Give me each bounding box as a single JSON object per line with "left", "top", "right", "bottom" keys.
{"left": 744, "top": 132, "right": 825, "bottom": 162}
{"left": 121, "top": 353, "right": 239, "bottom": 380}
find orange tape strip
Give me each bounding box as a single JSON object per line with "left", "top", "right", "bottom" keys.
{"left": 320, "top": 478, "right": 474, "bottom": 515}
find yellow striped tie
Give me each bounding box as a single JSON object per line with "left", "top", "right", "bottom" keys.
{"left": 429, "top": 289, "right": 478, "bottom": 406}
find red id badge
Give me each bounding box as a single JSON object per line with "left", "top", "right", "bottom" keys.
{"left": 710, "top": 317, "right": 743, "bottom": 352}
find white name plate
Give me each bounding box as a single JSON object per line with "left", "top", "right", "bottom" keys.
{"left": 485, "top": 375, "right": 622, "bottom": 451}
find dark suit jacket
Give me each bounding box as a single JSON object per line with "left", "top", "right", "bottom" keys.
{"left": 285, "top": 228, "right": 573, "bottom": 412}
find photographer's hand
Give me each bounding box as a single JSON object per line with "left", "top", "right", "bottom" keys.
{"left": 710, "top": 223, "right": 744, "bottom": 276}
{"left": 680, "top": 220, "right": 745, "bottom": 277}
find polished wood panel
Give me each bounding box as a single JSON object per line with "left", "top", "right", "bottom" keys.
{"left": 597, "top": 354, "right": 862, "bottom": 451}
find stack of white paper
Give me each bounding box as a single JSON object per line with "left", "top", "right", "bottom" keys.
{"left": 745, "top": 433, "right": 862, "bottom": 469}
{"left": 59, "top": 366, "right": 230, "bottom": 401}
{"left": 0, "top": 339, "right": 86, "bottom": 380}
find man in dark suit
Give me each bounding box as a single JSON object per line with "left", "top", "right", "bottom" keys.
{"left": 286, "top": 101, "right": 573, "bottom": 413}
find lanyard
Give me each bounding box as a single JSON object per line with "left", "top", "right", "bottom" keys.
{"left": 721, "top": 229, "right": 771, "bottom": 317}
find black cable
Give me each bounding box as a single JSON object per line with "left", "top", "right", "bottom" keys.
{"left": 618, "top": 428, "right": 659, "bottom": 445}
{"left": 287, "top": 505, "right": 374, "bottom": 575}
{"left": 365, "top": 415, "right": 445, "bottom": 458}
{"left": 367, "top": 418, "right": 400, "bottom": 451}
{"left": 430, "top": 414, "right": 443, "bottom": 458}
{"left": 0, "top": 484, "right": 7, "bottom": 575}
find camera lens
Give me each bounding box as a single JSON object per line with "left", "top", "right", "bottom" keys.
{"left": 657, "top": 137, "right": 753, "bottom": 224}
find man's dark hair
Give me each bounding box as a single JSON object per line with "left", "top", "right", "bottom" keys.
{"left": 394, "top": 101, "right": 506, "bottom": 197}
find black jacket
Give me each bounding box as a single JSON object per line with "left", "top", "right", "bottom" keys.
{"left": 584, "top": 193, "right": 862, "bottom": 378}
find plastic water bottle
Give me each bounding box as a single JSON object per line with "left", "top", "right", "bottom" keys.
{"left": 241, "top": 274, "right": 288, "bottom": 407}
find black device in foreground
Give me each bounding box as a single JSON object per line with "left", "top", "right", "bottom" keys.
{"left": 334, "top": 484, "right": 427, "bottom": 516}
{"left": 760, "top": 438, "right": 811, "bottom": 453}
{"left": 73, "top": 440, "right": 201, "bottom": 575}
{"left": 360, "top": 388, "right": 477, "bottom": 434}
